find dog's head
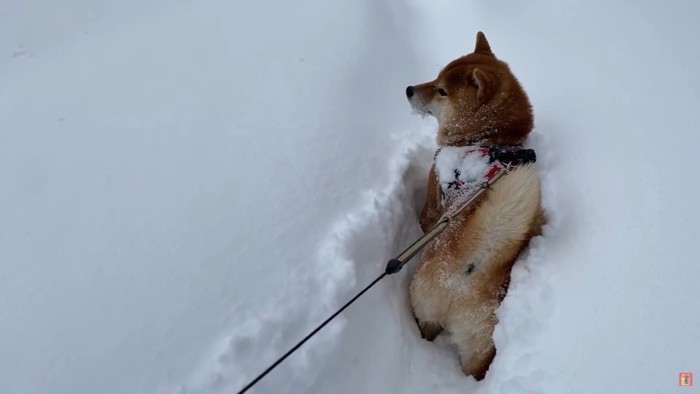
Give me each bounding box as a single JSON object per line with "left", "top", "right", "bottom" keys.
{"left": 407, "top": 32, "right": 533, "bottom": 146}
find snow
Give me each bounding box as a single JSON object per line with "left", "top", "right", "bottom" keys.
{"left": 434, "top": 146, "right": 492, "bottom": 203}
{"left": 2, "top": 0, "right": 700, "bottom": 394}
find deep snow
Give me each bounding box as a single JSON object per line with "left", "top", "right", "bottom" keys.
{"left": 2, "top": 0, "right": 700, "bottom": 393}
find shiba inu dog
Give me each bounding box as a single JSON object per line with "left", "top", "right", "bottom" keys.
{"left": 406, "top": 32, "right": 545, "bottom": 380}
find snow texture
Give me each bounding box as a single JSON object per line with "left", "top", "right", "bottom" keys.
{"left": 2, "top": 0, "right": 700, "bottom": 394}
{"left": 434, "top": 146, "right": 494, "bottom": 208}
{"left": 435, "top": 147, "right": 491, "bottom": 189}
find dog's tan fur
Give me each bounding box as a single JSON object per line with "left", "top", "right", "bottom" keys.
{"left": 407, "top": 32, "right": 544, "bottom": 380}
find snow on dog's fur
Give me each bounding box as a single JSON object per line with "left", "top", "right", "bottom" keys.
{"left": 406, "top": 32, "right": 545, "bottom": 381}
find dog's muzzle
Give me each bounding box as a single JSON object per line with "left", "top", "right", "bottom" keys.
{"left": 406, "top": 85, "right": 430, "bottom": 116}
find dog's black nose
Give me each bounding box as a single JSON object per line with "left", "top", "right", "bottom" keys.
{"left": 406, "top": 86, "right": 414, "bottom": 98}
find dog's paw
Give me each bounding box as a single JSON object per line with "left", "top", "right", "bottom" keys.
{"left": 415, "top": 318, "right": 443, "bottom": 341}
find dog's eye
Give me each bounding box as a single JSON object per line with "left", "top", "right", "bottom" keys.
{"left": 438, "top": 88, "right": 448, "bottom": 96}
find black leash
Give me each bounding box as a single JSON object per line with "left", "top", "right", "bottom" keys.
{"left": 237, "top": 270, "right": 394, "bottom": 394}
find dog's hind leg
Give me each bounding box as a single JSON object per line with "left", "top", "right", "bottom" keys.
{"left": 452, "top": 319, "right": 497, "bottom": 381}
{"left": 409, "top": 270, "right": 448, "bottom": 342}
{"left": 460, "top": 334, "right": 496, "bottom": 381}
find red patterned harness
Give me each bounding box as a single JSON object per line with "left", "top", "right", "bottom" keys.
{"left": 434, "top": 145, "right": 536, "bottom": 209}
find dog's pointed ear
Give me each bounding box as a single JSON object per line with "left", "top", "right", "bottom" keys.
{"left": 474, "top": 31, "right": 494, "bottom": 56}
{"left": 472, "top": 68, "right": 492, "bottom": 104}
